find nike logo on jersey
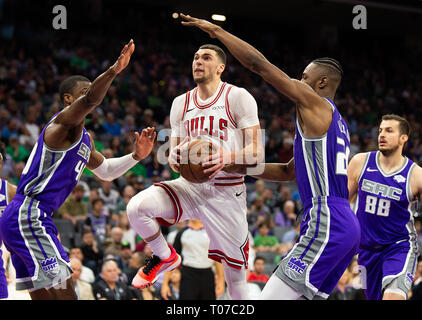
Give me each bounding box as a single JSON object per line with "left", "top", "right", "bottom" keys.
{"left": 366, "top": 168, "right": 378, "bottom": 172}
{"left": 186, "top": 108, "right": 194, "bottom": 113}
{"left": 236, "top": 191, "right": 243, "bottom": 197}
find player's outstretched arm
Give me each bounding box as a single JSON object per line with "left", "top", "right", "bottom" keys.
{"left": 223, "top": 159, "right": 295, "bottom": 182}
{"left": 87, "top": 127, "right": 156, "bottom": 181}
{"left": 180, "top": 14, "right": 322, "bottom": 108}
{"left": 252, "top": 160, "right": 295, "bottom": 182}
{"left": 347, "top": 153, "right": 367, "bottom": 206}
{"left": 56, "top": 39, "right": 135, "bottom": 127}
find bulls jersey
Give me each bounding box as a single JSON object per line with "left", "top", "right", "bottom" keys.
{"left": 0, "top": 179, "right": 10, "bottom": 216}
{"left": 355, "top": 151, "right": 418, "bottom": 248}
{"left": 16, "top": 114, "right": 92, "bottom": 213}
{"left": 170, "top": 81, "right": 260, "bottom": 180}
{"left": 294, "top": 98, "right": 350, "bottom": 202}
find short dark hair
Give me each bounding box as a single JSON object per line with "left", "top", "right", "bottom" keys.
{"left": 92, "top": 198, "right": 104, "bottom": 206}
{"left": 58, "top": 75, "right": 90, "bottom": 105}
{"left": 199, "top": 44, "right": 227, "bottom": 65}
{"left": 381, "top": 114, "right": 411, "bottom": 136}
{"left": 254, "top": 256, "right": 266, "bottom": 264}
{"left": 311, "top": 57, "right": 343, "bottom": 77}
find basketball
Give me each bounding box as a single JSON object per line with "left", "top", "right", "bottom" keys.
{"left": 180, "top": 139, "right": 217, "bottom": 183}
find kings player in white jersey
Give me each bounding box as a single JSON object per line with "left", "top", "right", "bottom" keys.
{"left": 127, "top": 44, "right": 263, "bottom": 299}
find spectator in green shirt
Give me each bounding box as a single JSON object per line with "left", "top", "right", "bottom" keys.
{"left": 6, "top": 134, "right": 29, "bottom": 163}
{"left": 254, "top": 222, "right": 279, "bottom": 253}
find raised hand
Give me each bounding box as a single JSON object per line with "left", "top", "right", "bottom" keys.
{"left": 180, "top": 13, "right": 221, "bottom": 38}
{"left": 133, "top": 127, "right": 156, "bottom": 161}
{"left": 111, "top": 39, "right": 135, "bottom": 74}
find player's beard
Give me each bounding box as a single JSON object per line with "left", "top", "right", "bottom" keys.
{"left": 379, "top": 144, "right": 399, "bottom": 157}
{"left": 194, "top": 74, "right": 209, "bottom": 84}
{"left": 193, "top": 70, "right": 213, "bottom": 84}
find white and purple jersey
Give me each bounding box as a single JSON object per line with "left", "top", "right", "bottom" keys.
{"left": 294, "top": 98, "right": 350, "bottom": 204}
{"left": 275, "top": 98, "right": 360, "bottom": 300}
{"left": 355, "top": 151, "right": 418, "bottom": 249}
{"left": 16, "top": 114, "right": 92, "bottom": 213}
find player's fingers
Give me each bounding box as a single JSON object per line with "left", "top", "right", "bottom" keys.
{"left": 208, "top": 164, "right": 225, "bottom": 179}
{"left": 145, "top": 127, "right": 155, "bottom": 138}
{"left": 128, "top": 39, "right": 135, "bottom": 54}
{"left": 181, "top": 21, "right": 195, "bottom": 27}
{"left": 202, "top": 152, "right": 222, "bottom": 164}
{"left": 180, "top": 13, "right": 196, "bottom": 21}
{"left": 179, "top": 136, "right": 190, "bottom": 146}
{"left": 202, "top": 163, "right": 219, "bottom": 174}
{"left": 121, "top": 43, "right": 128, "bottom": 55}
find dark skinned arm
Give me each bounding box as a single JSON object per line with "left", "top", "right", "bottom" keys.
{"left": 44, "top": 40, "right": 135, "bottom": 148}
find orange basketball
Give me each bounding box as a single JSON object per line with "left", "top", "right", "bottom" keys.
{"left": 180, "top": 139, "right": 217, "bottom": 183}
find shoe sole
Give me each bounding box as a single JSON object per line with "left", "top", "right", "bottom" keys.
{"left": 133, "top": 254, "right": 182, "bottom": 290}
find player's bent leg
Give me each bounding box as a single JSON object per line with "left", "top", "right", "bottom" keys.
{"left": 1, "top": 199, "right": 74, "bottom": 298}
{"left": 127, "top": 186, "right": 175, "bottom": 240}
{"left": 127, "top": 186, "right": 182, "bottom": 289}
{"left": 221, "top": 261, "right": 249, "bottom": 300}
{"left": 259, "top": 274, "right": 303, "bottom": 300}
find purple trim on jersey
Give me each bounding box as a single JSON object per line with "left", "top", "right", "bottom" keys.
{"left": 312, "top": 142, "right": 323, "bottom": 194}
{"left": 300, "top": 197, "right": 321, "bottom": 260}
{"left": 27, "top": 197, "right": 48, "bottom": 259}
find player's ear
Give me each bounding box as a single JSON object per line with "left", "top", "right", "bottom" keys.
{"left": 217, "top": 63, "right": 225, "bottom": 75}
{"left": 400, "top": 134, "right": 409, "bottom": 145}
{"left": 318, "top": 76, "right": 328, "bottom": 89}
{"left": 63, "top": 93, "right": 74, "bottom": 106}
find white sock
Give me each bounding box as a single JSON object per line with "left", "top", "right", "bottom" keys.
{"left": 222, "top": 261, "right": 249, "bottom": 300}
{"left": 259, "top": 274, "right": 303, "bottom": 300}
{"left": 148, "top": 232, "right": 171, "bottom": 260}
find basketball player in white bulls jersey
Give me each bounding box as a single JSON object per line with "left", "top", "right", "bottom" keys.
{"left": 127, "top": 44, "right": 264, "bottom": 299}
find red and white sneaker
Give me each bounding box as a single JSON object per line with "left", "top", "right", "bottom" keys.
{"left": 132, "top": 245, "right": 181, "bottom": 289}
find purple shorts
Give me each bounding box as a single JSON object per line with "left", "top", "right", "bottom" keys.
{"left": 275, "top": 196, "right": 361, "bottom": 300}
{"left": 0, "top": 194, "right": 72, "bottom": 292}
{"left": 358, "top": 240, "right": 418, "bottom": 300}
